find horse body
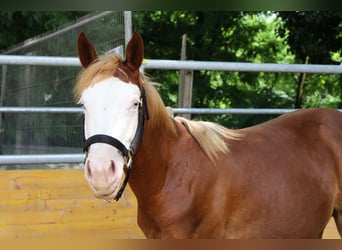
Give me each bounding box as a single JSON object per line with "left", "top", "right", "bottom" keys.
{"left": 129, "top": 108, "right": 342, "bottom": 238}
{"left": 75, "top": 31, "right": 342, "bottom": 238}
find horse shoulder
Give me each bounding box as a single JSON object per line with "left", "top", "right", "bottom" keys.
{"left": 139, "top": 120, "right": 232, "bottom": 238}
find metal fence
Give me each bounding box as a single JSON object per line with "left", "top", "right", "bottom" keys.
{"left": 0, "top": 11, "right": 129, "bottom": 168}
{"left": 1, "top": 55, "right": 341, "bottom": 73}
{"left": 0, "top": 54, "right": 341, "bottom": 167}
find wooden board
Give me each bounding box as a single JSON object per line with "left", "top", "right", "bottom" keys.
{"left": 0, "top": 169, "right": 339, "bottom": 239}
{"left": 0, "top": 169, "right": 144, "bottom": 239}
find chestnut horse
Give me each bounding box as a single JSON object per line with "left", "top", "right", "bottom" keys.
{"left": 74, "top": 32, "right": 342, "bottom": 238}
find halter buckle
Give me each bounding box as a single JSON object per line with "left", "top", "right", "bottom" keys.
{"left": 125, "top": 151, "right": 133, "bottom": 169}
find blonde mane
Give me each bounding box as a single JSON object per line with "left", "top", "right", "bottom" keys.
{"left": 73, "top": 53, "right": 121, "bottom": 100}
{"left": 74, "top": 54, "right": 242, "bottom": 162}
{"left": 175, "top": 116, "right": 242, "bottom": 163}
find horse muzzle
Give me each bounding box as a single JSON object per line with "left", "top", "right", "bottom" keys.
{"left": 84, "top": 157, "right": 124, "bottom": 199}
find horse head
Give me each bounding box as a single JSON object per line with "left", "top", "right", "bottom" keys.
{"left": 75, "top": 32, "right": 145, "bottom": 201}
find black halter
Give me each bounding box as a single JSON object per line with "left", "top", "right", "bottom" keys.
{"left": 83, "top": 87, "right": 149, "bottom": 202}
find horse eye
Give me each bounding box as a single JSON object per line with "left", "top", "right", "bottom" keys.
{"left": 133, "top": 101, "right": 141, "bottom": 108}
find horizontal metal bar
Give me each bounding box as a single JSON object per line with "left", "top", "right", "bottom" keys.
{"left": 1, "top": 55, "right": 341, "bottom": 74}
{"left": 0, "top": 154, "right": 84, "bottom": 165}
{"left": 0, "top": 55, "right": 80, "bottom": 67}
{"left": 0, "top": 107, "right": 341, "bottom": 115}
{"left": 144, "top": 60, "right": 342, "bottom": 74}
{"left": 0, "top": 107, "right": 82, "bottom": 113}
{"left": 175, "top": 108, "right": 342, "bottom": 114}
{"left": 0, "top": 106, "right": 305, "bottom": 115}
{"left": 173, "top": 108, "right": 299, "bottom": 115}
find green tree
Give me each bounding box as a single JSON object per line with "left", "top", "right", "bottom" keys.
{"left": 0, "top": 11, "right": 88, "bottom": 51}
{"left": 134, "top": 11, "right": 296, "bottom": 127}
{"left": 134, "top": 11, "right": 342, "bottom": 128}
{"left": 278, "top": 11, "right": 342, "bottom": 108}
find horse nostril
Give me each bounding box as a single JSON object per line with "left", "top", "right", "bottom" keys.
{"left": 110, "top": 160, "right": 115, "bottom": 174}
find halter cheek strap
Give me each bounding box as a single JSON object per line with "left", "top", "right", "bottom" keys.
{"left": 83, "top": 87, "right": 148, "bottom": 202}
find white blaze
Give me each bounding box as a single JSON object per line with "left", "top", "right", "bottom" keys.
{"left": 79, "top": 76, "right": 141, "bottom": 199}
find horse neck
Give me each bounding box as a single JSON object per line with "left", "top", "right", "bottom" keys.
{"left": 129, "top": 102, "right": 178, "bottom": 201}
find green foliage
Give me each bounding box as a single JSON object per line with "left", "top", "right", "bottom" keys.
{"left": 278, "top": 11, "right": 342, "bottom": 109}
{"left": 278, "top": 11, "right": 342, "bottom": 64}
{"left": 1, "top": 11, "right": 341, "bottom": 133}
{"left": 133, "top": 11, "right": 342, "bottom": 128}
{"left": 0, "top": 11, "right": 88, "bottom": 51}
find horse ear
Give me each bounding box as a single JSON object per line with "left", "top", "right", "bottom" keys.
{"left": 124, "top": 32, "right": 144, "bottom": 71}
{"left": 77, "top": 32, "right": 98, "bottom": 68}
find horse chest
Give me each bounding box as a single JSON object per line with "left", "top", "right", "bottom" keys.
{"left": 137, "top": 204, "right": 227, "bottom": 239}
{"left": 135, "top": 178, "right": 232, "bottom": 238}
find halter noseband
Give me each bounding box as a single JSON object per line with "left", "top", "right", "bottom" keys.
{"left": 83, "top": 87, "right": 149, "bottom": 202}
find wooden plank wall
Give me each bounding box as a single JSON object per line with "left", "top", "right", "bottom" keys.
{"left": 0, "top": 169, "right": 144, "bottom": 239}
{"left": 0, "top": 169, "right": 339, "bottom": 239}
